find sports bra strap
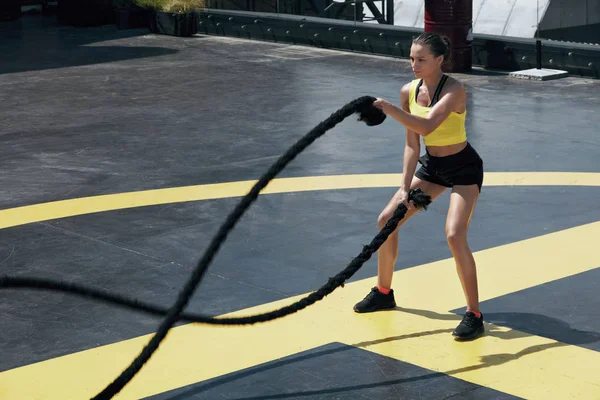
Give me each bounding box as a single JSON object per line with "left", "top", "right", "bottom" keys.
{"left": 414, "top": 75, "right": 448, "bottom": 107}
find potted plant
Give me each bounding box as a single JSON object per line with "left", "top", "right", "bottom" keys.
{"left": 134, "top": 0, "right": 206, "bottom": 37}
{"left": 114, "top": 0, "right": 150, "bottom": 29}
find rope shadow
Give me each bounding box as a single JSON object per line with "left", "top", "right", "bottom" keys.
{"left": 155, "top": 308, "right": 600, "bottom": 399}
{"left": 152, "top": 328, "right": 455, "bottom": 400}
{"left": 217, "top": 335, "right": 594, "bottom": 400}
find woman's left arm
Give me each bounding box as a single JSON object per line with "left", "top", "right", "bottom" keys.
{"left": 374, "top": 83, "right": 466, "bottom": 136}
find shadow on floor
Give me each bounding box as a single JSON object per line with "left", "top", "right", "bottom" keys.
{"left": 154, "top": 308, "right": 599, "bottom": 399}
{"left": 0, "top": 14, "right": 181, "bottom": 75}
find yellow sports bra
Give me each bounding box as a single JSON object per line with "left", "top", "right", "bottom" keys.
{"left": 408, "top": 76, "right": 467, "bottom": 147}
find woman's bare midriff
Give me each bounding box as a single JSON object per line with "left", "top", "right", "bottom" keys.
{"left": 425, "top": 140, "right": 467, "bottom": 157}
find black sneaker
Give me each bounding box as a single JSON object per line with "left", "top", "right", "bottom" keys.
{"left": 452, "top": 311, "right": 484, "bottom": 340}
{"left": 353, "top": 287, "right": 396, "bottom": 313}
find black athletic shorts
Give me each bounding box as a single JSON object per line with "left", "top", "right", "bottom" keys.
{"left": 415, "top": 142, "right": 484, "bottom": 192}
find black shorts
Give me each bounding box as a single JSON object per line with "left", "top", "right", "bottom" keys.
{"left": 415, "top": 142, "right": 484, "bottom": 192}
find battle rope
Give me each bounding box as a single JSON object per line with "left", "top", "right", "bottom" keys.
{"left": 0, "top": 188, "right": 429, "bottom": 326}
{"left": 0, "top": 96, "right": 431, "bottom": 399}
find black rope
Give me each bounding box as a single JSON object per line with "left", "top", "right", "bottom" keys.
{"left": 0, "top": 188, "right": 429, "bottom": 325}
{"left": 0, "top": 96, "right": 431, "bottom": 399}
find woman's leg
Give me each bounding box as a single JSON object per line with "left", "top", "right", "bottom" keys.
{"left": 354, "top": 176, "right": 447, "bottom": 313}
{"left": 377, "top": 177, "right": 448, "bottom": 289}
{"left": 445, "top": 184, "right": 484, "bottom": 339}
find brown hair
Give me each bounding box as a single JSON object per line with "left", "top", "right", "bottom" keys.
{"left": 413, "top": 32, "right": 452, "bottom": 63}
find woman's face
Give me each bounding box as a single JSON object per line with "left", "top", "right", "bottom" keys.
{"left": 410, "top": 43, "right": 443, "bottom": 79}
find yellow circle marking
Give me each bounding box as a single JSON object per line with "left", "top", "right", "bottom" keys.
{"left": 1, "top": 172, "right": 600, "bottom": 230}
{"left": 1, "top": 171, "right": 600, "bottom": 400}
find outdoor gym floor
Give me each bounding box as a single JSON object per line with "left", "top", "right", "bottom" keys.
{"left": 1, "top": 13, "right": 599, "bottom": 400}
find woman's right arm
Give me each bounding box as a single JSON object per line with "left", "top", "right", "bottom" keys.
{"left": 399, "top": 83, "right": 420, "bottom": 208}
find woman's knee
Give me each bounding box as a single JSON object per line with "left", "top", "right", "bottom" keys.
{"left": 378, "top": 210, "right": 393, "bottom": 229}
{"left": 445, "top": 224, "right": 468, "bottom": 247}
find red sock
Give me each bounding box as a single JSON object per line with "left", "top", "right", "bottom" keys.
{"left": 468, "top": 310, "right": 482, "bottom": 318}
{"left": 377, "top": 285, "right": 390, "bottom": 295}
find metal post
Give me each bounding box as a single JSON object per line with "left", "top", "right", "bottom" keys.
{"left": 536, "top": 0, "right": 541, "bottom": 69}
{"left": 386, "top": 0, "right": 393, "bottom": 24}
{"left": 536, "top": 39, "right": 542, "bottom": 69}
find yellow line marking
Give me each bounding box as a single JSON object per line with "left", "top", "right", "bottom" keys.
{"left": 344, "top": 220, "right": 600, "bottom": 400}
{"left": 1, "top": 222, "right": 598, "bottom": 399}
{"left": 0, "top": 172, "right": 599, "bottom": 399}
{"left": 1, "top": 172, "right": 599, "bottom": 230}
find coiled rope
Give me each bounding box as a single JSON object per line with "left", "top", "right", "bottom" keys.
{"left": 0, "top": 96, "right": 431, "bottom": 399}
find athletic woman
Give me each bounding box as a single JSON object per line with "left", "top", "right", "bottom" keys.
{"left": 353, "top": 32, "right": 485, "bottom": 341}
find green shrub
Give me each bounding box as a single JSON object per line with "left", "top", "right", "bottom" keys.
{"left": 133, "top": 0, "right": 206, "bottom": 12}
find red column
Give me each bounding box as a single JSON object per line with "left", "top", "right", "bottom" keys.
{"left": 424, "top": 0, "right": 473, "bottom": 72}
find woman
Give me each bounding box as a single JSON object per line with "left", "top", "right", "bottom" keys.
{"left": 353, "top": 32, "right": 485, "bottom": 341}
